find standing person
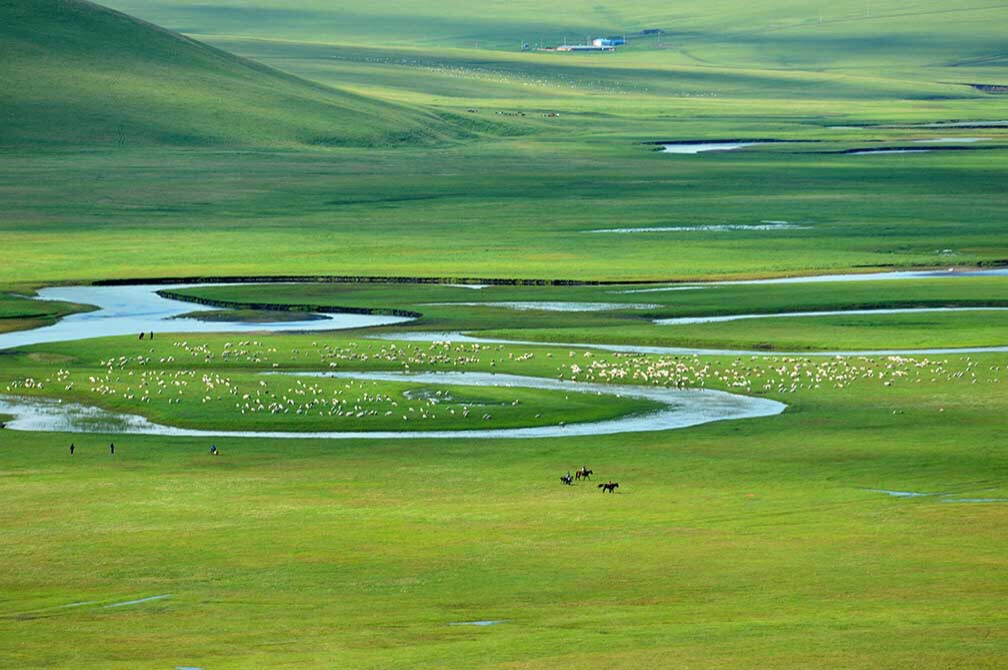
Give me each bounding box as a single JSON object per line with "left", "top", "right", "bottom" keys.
{"left": 139, "top": 332, "right": 144, "bottom": 340}
{"left": 109, "top": 442, "right": 115, "bottom": 456}
{"left": 69, "top": 443, "right": 75, "bottom": 455}
{"left": 149, "top": 331, "right": 154, "bottom": 340}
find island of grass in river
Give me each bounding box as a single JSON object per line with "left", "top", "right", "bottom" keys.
{"left": 165, "top": 275, "right": 1008, "bottom": 351}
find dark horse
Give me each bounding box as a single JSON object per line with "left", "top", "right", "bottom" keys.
{"left": 560, "top": 473, "right": 573, "bottom": 486}
{"left": 598, "top": 482, "right": 619, "bottom": 493}
{"left": 575, "top": 467, "right": 593, "bottom": 481}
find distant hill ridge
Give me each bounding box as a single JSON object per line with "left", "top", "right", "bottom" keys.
{"left": 0, "top": 0, "right": 470, "bottom": 148}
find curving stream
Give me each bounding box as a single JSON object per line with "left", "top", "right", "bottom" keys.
{"left": 376, "top": 330, "right": 1008, "bottom": 357}
{"left": 1, "top": 271, "right": 1005, "bottom": 438}
{"left": 0, "top": 371, "right": 785, "bottom": 439}
{"left": 3, "top": 273, "right": 1006, "bottom": 357}
{"left": 3, "top": 274, "right": 1003, "bottom": 358}
{"left": 654, "top": 306, "right": 1008, "bottom": 326}
{"left": 0, "top": 284, "right": 411, "bottom": 351}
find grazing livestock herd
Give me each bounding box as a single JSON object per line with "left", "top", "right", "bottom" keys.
{"left": 4, "top": 339, "right": 998, "bottom": 426}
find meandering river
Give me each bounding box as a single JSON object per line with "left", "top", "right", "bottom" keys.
{"left": 0, "top": 284, "right": 410, "bottom": 351}
{"left": 0, "top": 271, "right": 1004, "bottom": 438}
{"left": 0, "top": 371, "right": 785, "bottom": 439}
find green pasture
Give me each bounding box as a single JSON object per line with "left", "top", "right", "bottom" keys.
{"left": 3, "top": 0, "right": 1008, "bottom": 666}
{"left": 0, "top": 337, "right": 660, "bottom": 432}
{"left": 1, "top": 331, "right": 1006, "bottom": 668}
{"left": 2, "top": 1, "right": 1007, "bottom": 285}
{"left": 100, "top": 0, "right": 1008, "bottom": 75}
{"left": 2, "top": 143, "right": 1007, "bottom": 284}
{"left": 0, "top": 0, "right": 497, "bottom": 149}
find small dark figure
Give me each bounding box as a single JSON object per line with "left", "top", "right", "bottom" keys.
{"left": 109, "top": 442, "right": 115, "bottom": 456}
{"left": 560, "top": 472, "right": 573, "bottom": 486}
{"left": 139, "top": 332, "right": 144, "bottom": 340}
{"left": 576, "top": 467, "right": 592, "bottom": 481}
{"left": 210, "top": 444, "right": 218, "bottom": 456}
{"left": 69, "top": 443, "right": 75, "bottom": 455}
{"left": 149, "top": 331, "right": 154, "bottom": 340}
{"left": 598, "top": 481, "right": 619, "bottom": 493}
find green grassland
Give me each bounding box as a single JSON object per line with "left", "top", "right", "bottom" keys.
{"left": 2, "top": 331, "right": 1006, "bottom": 668}
{"left": 100, "top": 0, "right": 1008, "bottom": 73}
{"left": 2, "top": 144, "right": 1007, "bottom": 284}
{"left": 0, "top": 0, "right": 486, "bottom": 149}
{"left": 2, "top": 0, "right": 1008, "bottom": 284}
{"left": 3, "top": 0, "right": 1008, "bottom": 666}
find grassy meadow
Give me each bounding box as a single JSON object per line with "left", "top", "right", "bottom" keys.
{"left": 2, "top": 0, "right": 1008, "bottom": 667}
{"left": 2, "top": 144, "right": 1007, "bottom": 284}
{"left": 2, "top": 0, "right": 1008, "bottom": 284}
{"left": 2, "top": 331, "right": 1006, "bottom": 668}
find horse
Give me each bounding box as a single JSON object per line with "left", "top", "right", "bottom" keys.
{"left": 598, "top": 482, "right": 619, "bottom": 493}
{"left": 560, "top": 473, "right": 573, "bottom": 486}
{"left": 575, "top": 468, "right": 593, "bottom": 481}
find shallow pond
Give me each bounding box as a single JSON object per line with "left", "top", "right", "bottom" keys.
{"left": 911, "top": 121, "right": 1008, "bottom": 128}
{"left": 913, "top": 137, "right": 989, "bottom": 143}
{"left": 660, "top": 142, "right": 767, "bottom": 154}
{"left": 706, "top": 267, "right": 1008, "bottom": 285}
{"left": 848, "top": 148, "right": 930, "bottom": 155}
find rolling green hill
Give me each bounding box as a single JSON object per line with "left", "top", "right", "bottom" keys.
{"left": 90, "top": 0, "right": 1008, "bottom": 134}
{"left": 100, "top": 0, "right": 1008, "bottom": 74}
{"left": 0, "top": 0, "right": 479, "bottom": 148}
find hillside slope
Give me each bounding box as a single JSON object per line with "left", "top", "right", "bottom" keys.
{"left": 100, "top": 0, "right": 1008, "bottom": 73}
{"left": 0, "top": 0, "right": 470, "bottom": 148}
